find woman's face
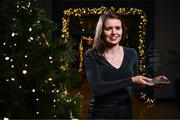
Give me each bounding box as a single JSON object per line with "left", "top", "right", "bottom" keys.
{"left": 102, "top": 18, "right": 123, "bottom": 46}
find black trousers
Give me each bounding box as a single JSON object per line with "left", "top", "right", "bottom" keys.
{"left": 88, "top": 100, "right": 133, "bottom": 119}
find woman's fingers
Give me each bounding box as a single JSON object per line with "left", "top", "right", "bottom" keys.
{"left": 143, "top": 80, "right": 154, "bottom": 86}
{"left": 142, "top": 76, "right": 155, "bottom": 86}
{"left": 142, "top": 76, "right": 152, "bottom": 81}
{"left": 139, "top": 76, "right": 154, "bottom": 87}
{"left": 162, "top": 76, "right": 168, "bottom": 80}
{"left": 155, "top": 75, "right": 168, "bottom": 81}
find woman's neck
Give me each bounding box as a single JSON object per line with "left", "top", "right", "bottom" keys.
{"left": 104, "top": 45, "right": 121, "bottom": 55}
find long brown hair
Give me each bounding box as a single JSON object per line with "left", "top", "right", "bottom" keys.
{"left": 92, "top": 11, "right": 127, "bottom": 57}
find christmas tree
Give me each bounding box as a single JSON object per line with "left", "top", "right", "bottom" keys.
{"left": 0, "top": 0, "right": 83, "bottom": 119}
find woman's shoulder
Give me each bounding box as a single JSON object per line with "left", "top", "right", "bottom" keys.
{"left": 123, "top": 46, "right": 138, "bottom": 56}
{"left": 84, "top": 49, "right": 93, "bottom": 55}
{"left": 84, "top": 49, "right": 102, "bottom": 61}
{"left": 84, "top": 49, "right": 96, "bottom": 58}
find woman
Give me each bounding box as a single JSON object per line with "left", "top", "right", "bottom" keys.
{"left": 83, "top": 11, "right": 168, "bottom": 119}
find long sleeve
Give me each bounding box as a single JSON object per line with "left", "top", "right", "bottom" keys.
{"left": 83, "top": 50, "right": 133, "bottom": 97}
{"left": 132, "top": 49, "right": 139, "bottom": 76}
{"left": 131, "top": 49, "right": 144, "bottom": 96}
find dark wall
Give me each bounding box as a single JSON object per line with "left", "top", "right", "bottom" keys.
{"left": 154, "top": 0, "right": 180, "bottom": 98}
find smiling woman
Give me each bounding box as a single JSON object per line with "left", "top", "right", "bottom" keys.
{"left": 102, "top": 18, "right": 124, "bottom": 69}
{"left": 103, "top": 19, "right": 122, "bottom": 46}
{"left": 83, "top": 11, "right": 168, "bottom": 119}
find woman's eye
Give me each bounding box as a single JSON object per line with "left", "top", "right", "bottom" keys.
{"left": 104, "top": 27, "right": 111, "bottom": 30}
{"left": 104, "top": 26, "right": 121, "bottom": 31}
{"left": 116, "top": 27, "right": 121, "bottom": 30}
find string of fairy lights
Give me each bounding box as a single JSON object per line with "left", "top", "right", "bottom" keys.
{"left": 62, "top": 6, "right": 155, "bottom": 104}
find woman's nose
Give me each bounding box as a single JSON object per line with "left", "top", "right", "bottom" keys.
{"left": 111, "top": 28, "right": 116, "bottom": 34}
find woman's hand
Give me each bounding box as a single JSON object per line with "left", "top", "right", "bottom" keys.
{"left": 131, "top": 75, "right": 154, "bottom": 87}
{"left": 153, "top": 75, "right": 168, "bottom": 82}
{"left": 151, "top": 75, "right": 170, "bottom": 88}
